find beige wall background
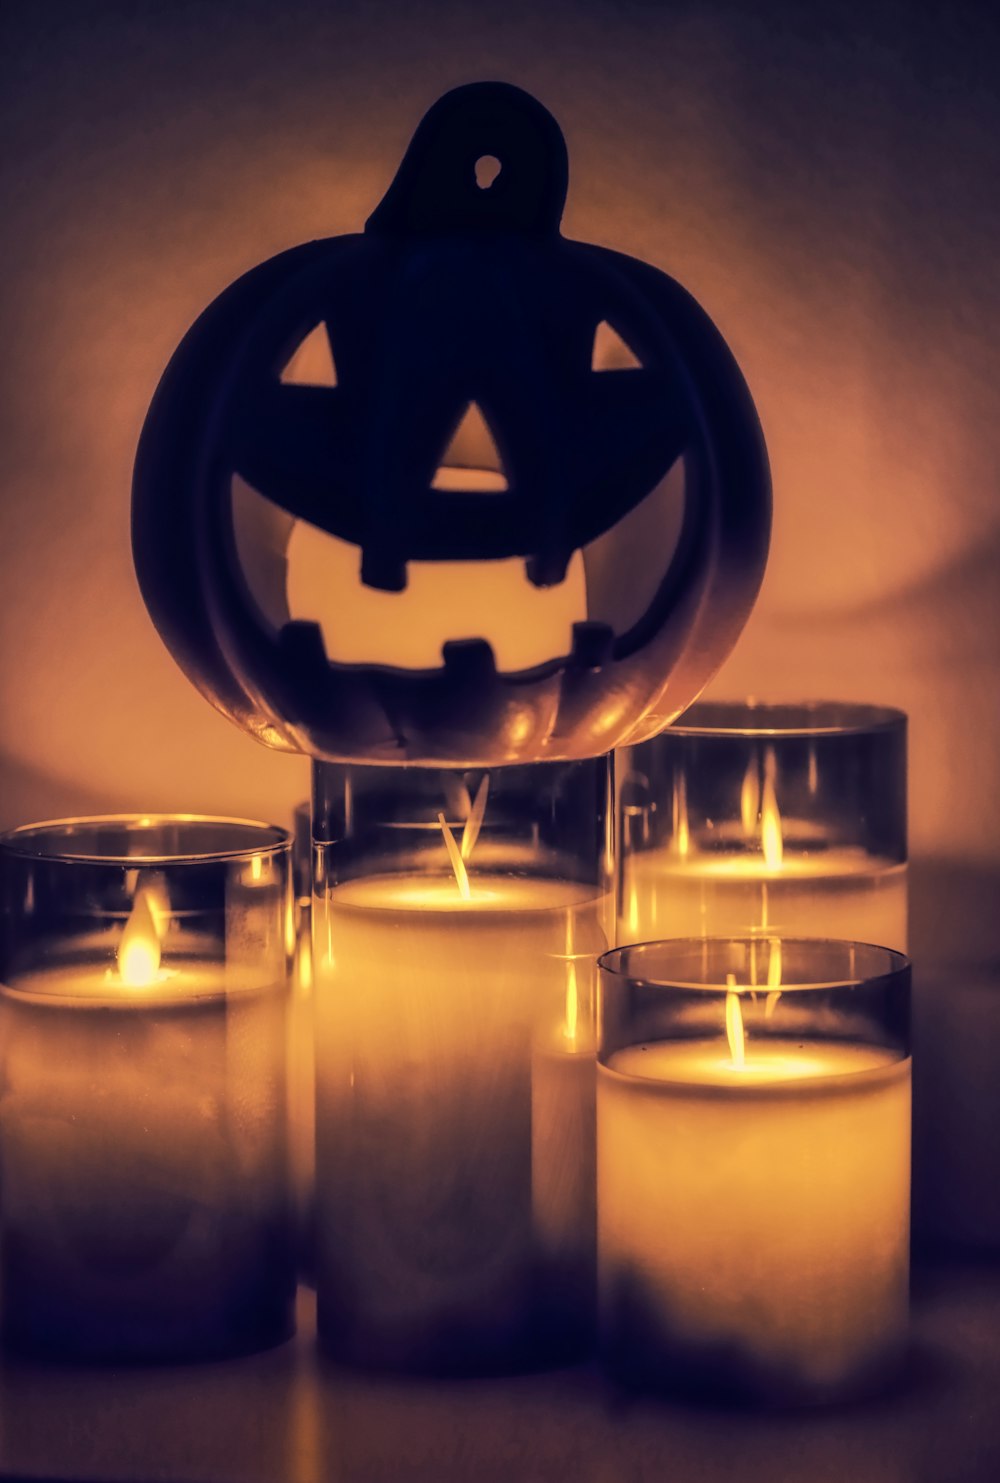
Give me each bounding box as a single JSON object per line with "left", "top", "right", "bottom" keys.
{"left": 1, "top": 0, "right": 997, "bottom": 887}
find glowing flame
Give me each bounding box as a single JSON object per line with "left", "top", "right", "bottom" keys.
{"left": 725, "top": 972, "right": 746, "bottom": 1070}
{"left": 765, "top": 938, "right": 782, "bottom": 1019}
{"left": 438, "top": 812, "right": 471, "bottom": 901}
{"left": 564, "top": 958, "right": 579, "bottom": 1046}
{"left": 461, "top": 774, "right": 489, "bottom": 861}
{"left": 740, "top": 757, "right": 760, "bottom": 837}
{"left": 761, "top": 774, "right": 784, "bottom": 870}
{"left": 807, "top": 742, "right": 819, "bottom": 797}
{"left": 673, "top": 772, "right": 690, "bottom": 857}
{"left": 118, "top": 889, "right": 162, "bottom": 988}
{"left": 250, "top": 853, "right": 263, "bottom": 883}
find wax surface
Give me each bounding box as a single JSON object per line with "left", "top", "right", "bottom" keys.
{"left": 597, "top": 1037, "right": 911, "bottom": 1401}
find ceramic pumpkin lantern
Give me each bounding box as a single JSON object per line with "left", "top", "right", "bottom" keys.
{"left": 132, "top": 82, "right": 770, "bottom": 766}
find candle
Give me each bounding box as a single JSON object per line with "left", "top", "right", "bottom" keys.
{"left": 617, "top": 701, "right": 908, "bottom": 952}
{"left": 314, "top": 869, "right": 608, "bottom": 1371}
{"left": 0, "top": 817, "right": 296, "bottom": 1361}
{"left": 597, "top": 939, "right": 911, "bottom": 1404}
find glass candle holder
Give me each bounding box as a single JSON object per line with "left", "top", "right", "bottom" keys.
{"left": 0, "top": 816, "right": 296, "bottom": 1362}
{"left": 289, "top": 798, "right": 315, "bottom": 1280}
{"left": 312, "top": 758, "right": 614, "bottom": 1373}
{"left": 597, "top": 937, "right": 911, "bottom": 1406}
{"left": 617, "top": 701, "right": 907, "bottom": 951}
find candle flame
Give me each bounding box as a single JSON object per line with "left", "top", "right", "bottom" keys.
{"left": 250, "top": 853, "right": 263, "bottom": 882}
{"left": 438, "top": 812, "right": 471, "bottom": 901}
{"left": 118, "top": 889, "right": 162, "bottom": 988}
{"left": 673, "top": 772, "right": 690, "bottom": 857}
{"left": 761, "top": 775, "right": 784, "bottom": 869}
{"left": 740, "top": 757, "right": 760, "bottom": 837}
{"left": 461, "top": 773, "right": 489, "bottom": 861}
{"left": 725, "top": 973, "right": 746, "bottom": 1070}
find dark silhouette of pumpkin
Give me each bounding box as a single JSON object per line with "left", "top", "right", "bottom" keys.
{"left": 133, "top": 82, "right": 770, "bottom": 766}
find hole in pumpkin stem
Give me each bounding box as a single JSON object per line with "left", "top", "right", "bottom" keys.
{"left": 475, "top": 155, "right": 502, "bottom": 190}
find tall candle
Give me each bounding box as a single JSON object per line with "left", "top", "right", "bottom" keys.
{"left": 314, "top": 871, "right": 607, "bottom": 1371}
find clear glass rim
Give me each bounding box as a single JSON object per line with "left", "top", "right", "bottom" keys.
{"left": 0, "top": 814, "right": 290, "bottom": 866}
{"left": 664, "top": 699, "right": 907, "bottom": 738}
{"left": 599, "top": 937, "right": 911, "bottom": 992}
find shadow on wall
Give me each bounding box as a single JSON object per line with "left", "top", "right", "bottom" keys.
{"left": 909, "top": 858, "right": 1000, "bottom": 1255}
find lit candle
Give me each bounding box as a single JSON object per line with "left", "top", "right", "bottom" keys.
{"left": 0, "top": 865, "right": 294, "bottom": 1361}
{"left": 314, "top": 808, "right": 609, "bottom": 1371}
{"left": 617, "top": 703, "right": 908, "bottom": 953}
{"left": 597, "top": 941, "right": 911, "bottom": 1404}
{"left": 620, "top": 770, "right": 907, "bottom": 950}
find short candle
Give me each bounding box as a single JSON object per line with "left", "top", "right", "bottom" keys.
{"left": 617, "top": 702, "right": 908, "bottom": 952}
{"left": 597, "top": 938, "right": 911, "bottom": 1405}
{"left": 0, "top": 816, "right": 296, "bottom": 1362}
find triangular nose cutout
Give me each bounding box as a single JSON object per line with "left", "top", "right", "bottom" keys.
{"left": 432, "top": 402, "right": 509, "bottom": 491}
{"left": 592, "top": 319, "right": 643, "bottom": 371}
{"left": 280, "top": 323, "right": 338, "bottom": 387}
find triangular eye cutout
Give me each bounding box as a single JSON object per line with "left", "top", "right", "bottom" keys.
{"left": 432, "top": 401, "right": 509, "bottom": 491}
{"left": 591, "top": 319, "right": 643, "bottom": 371}
{"left": 280, "top": 323, "right": 338, "bottom": 387}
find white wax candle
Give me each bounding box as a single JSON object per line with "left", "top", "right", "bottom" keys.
{"left": 619, "top": 845, "right": 907, "bottom": 951}
{"left": 0, "top": 958, "right": 293, "bottom": 1359}
{"left": 314, "top": 872, "right": 608, "bottom": 1370}
{"left": 597, "top": 1037, "right": 911, "bottom": 1402}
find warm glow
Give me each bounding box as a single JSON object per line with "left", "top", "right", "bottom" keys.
{"left": 765, "top": 938, "right": 782, "bottom": 1019}
{"left": 725, "top": 972, "right": 746, "bottom": 1070}
{"left": 117, "top": 889, "right": 162, "bottom": 988}
{"left": 438, "top": 812, "right": 471, "bottom": 901}
{"left": 564, "top": 957, "right": 579, "bottom": 1047}
{"left": 740, "top": 757, "right": 760, "bottom": 837}
{"left": 761, "top": 774, "right": 784, "bottom": 870}
{"left": 250, "top": 853, "right": 263, "bottom": 883}
{"left": 673, "top": 773, "right": 690, "bottom": 857}
{"left": 143, "top": 873, "right": 170, "bottom": 940}
{"left": 461, "top": 774, "right": 489, "bottom": 862}
{"left": 278, "top": 491, "right": 588, "bottom": 671}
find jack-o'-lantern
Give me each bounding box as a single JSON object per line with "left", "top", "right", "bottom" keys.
{"left": 132, "top": 82, "right": 770, "bottom": 765}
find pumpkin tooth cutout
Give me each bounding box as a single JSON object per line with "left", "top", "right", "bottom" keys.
{"left": 591, "top": 319, "right": 643, "bottom": 372}
{"left": 280, "top": 323, "right": 338, "bottom": 387}
{"left": 229, "top": 458, "right": 683, "bottom": 672}
{"left": 276, "top": 489, "right": 588, "bottom": 671}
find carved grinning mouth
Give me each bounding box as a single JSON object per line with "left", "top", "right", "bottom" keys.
{"left": 230, "top": 457, "right": 686, "bottom": 676}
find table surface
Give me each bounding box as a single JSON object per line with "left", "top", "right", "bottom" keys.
{"left": 1, "top": 1264, "right": 997, "bottom": 1483}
